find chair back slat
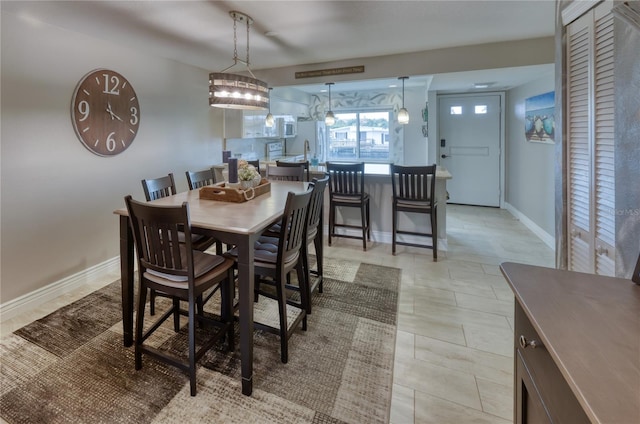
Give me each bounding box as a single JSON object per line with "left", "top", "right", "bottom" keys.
{"left": 306, "top": 175, "right": 329, "bottom": 235}
{"left": 278, "top": 190, "right": 313, "bottom": 268}
{"left": 125, "top": 195, "right": 192, "bottom": 281}
{"left": 186, "top": 169, "right": 216, "bottom": 189}
{"left": 326, "top": 162, "right": 365, "bottom": 198}
{"left": 266, "top": 164, "right": 304, "bottom": 181}
{"left": 142, "top": 173, "right": 177, "bottom": 201}
{"left": 391, "top": 164, "right": 436, "bottom": 205}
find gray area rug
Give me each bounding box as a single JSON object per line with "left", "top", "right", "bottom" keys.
{"left": 0, "top": 259, "right": 400, "bottom": 424}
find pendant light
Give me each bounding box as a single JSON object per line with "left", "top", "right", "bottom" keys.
{"left": 325, "top": 82, "right": 335, "bottom": 126}
{"left": 209, "top": 11, "right": 269, "bottom": 110}
{"left": 265, "top": 88, "right": 274, "bottom": 127}
{"left": 398, "top": 76, "right": 409, "bottom": 124}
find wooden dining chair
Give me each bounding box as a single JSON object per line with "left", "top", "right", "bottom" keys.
{"left": 276, "top": 160, "right": 310, "bottom": 181}
{"left": 326, "top": 162, "right": 371, "bottom": 250}
{"left": 124, "top": 195, "right": 235, "bottom": 396}
{"left": 142, "top": 173, "right": 218, "bottom": 314}
{"left": 301, "top": 174, "right": 329, "bottom": 308}
{"left": 390, "top": 164, "right": 438, "bottom": 260}
{"left": 266, "top": 163, "right": 304, "bottom": 181}
{"left": 186, "top": 169, "right": 216, "bottom": 189}
{"left": 142, "top": 173, "right": 216, "bottom": 251}
{"left": 225, "top": 189, "right": 313, "bottom": 363}
{"left": 142, "top": 173, "right": 177, "bottom": 200}
{"left": 247, "top": 159, "right": 261, "bottom": 174}
{"left": 259, "top": 174, "right": 329, "bottom": 315}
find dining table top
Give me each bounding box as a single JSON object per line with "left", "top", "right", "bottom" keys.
{"left": 114, "top": 180, "right": 309, "bottom": 235}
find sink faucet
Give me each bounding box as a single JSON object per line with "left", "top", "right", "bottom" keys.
{"left": 304, "top": 139, "right": 310, "bottom": 162}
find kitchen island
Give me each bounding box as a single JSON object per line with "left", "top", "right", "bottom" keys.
{"left": 212, "top": 161, "right": 452, "bottom": 248}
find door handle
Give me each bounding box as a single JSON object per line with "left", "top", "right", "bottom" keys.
{"left": 441, "top": 154, "right": 449, "bottom": 159}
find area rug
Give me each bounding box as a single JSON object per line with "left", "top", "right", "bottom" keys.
{"left": 0, "top": 259, "right": 400, "bottom": 424}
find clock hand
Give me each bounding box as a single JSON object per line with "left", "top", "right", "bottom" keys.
{"left": 106, "top": 102, "right": 116, "bottom": 120}
{"left": 105, "top": 102, "right": 123, "bottom": 122}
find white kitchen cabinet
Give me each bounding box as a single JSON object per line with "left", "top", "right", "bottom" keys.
{"left": 223, "top": 110, "right": 278, "bottom": 139}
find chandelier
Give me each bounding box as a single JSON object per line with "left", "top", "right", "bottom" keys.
{"left": 325, "top": 82, "right": 335, "bottom": 126}
{"left": 209, "top": 11, "right": 269, "bottom": 110}
{"left": 398, "top": 76, "right": 409, "bottom": 124}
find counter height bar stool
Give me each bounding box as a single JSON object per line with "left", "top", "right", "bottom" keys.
{"left": 142, "top": 173, "right": 217, "bottom": 252}
{"left": 276, "top": 160, "right": 310, "bottom": 182}
{"left": 390, "top": 164, "right": 438, "bottom": 260}
{"left": 124, "top": 195, "right": 235, "bottom": 396}
{"left": 142, "top": 173, "right": 177, "bottom": 201}
{"left": 247, "top": 159, "right": 261, "bottom": 174}
{"left": 266, "top": 163, "right": 304, "bottom": 181}
{"left": 326, "top": 162, "right": 371, "bottom": 250}
{"left": 259, "top": 174, "right": 329, "bottom": 315}
{"left": 302, "top": 175, "right": 329, "bottom": 307}
{"left": 186, "top": 169, "right": 216, "bottom": 189}
{"left": 186, "top": 168, "right": 227, "bottom": 255}
{"left": 142, "top": 173, "right": 218, "bottom": 315}
{"left": 225, "top": 189, "right": 313, "bottom": 363}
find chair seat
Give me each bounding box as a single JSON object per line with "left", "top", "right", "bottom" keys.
{"left": 331, "top": 193, "right": 369, "bottom": 204}
{"left": 145, "top": 251, "right": 229, "bottom": 289}
{"left": 264, "top": 223, "right": 317, "bottom": 245}
{"left": 396, "top": 199, "right": 434, "bottom": 210}
{"left": 225, "top": 236, "right": 300, "bottom": 269}
{"left": 266, "top": 222, "right": 281, "bottom": 233}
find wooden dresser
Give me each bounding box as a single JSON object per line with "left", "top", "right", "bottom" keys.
{"left": 500, "top": 262, "right": 640, "bottom": 423}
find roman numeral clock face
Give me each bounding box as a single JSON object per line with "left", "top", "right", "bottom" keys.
{"left": 71, "top": 69, "right": 140, "bottom": 156}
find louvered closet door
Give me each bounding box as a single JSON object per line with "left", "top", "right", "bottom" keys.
{"left": 566, "top": 1, "right": 616, "bottom": 275}
{"left": 567, "top": 12, "right": 594, "bottom": 273}
{"left": 593, "top": 5, "right": 615, "bottom": 276}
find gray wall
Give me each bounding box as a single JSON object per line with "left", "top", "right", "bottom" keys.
{"left": 505, "top": 76, "right": 556, "bottom": 238}
{"left": 1, "top": 12, "right": 222, "bottom": 302}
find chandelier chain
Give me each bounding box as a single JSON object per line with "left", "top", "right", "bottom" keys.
{"left": 233, "top": 16, "right": 238, "bottom": 63}
{"left": 246, "top": 16, "right": 250, "bottom": 66}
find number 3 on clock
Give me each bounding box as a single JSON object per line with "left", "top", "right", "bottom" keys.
{"left": 71, "top": 69, "right": 140, "bottom": 156}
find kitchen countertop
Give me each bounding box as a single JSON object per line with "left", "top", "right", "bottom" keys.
{"left": 214, "top": 161, "right": 452, "bottom": 179}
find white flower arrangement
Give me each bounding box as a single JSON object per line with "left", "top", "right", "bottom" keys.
{"left": 237, "top": 160, "right": 260, "bottom": 182}
{"left": 237, "top": 160, "right": 262, "bottom": 190}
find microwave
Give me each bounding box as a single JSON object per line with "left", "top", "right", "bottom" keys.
{"left": 276, "top": 118, "right": 297, "bottom": 138}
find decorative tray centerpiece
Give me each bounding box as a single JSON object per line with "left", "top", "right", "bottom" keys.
{"left": 199, "top": 178, "right": 271, "bottom": 202}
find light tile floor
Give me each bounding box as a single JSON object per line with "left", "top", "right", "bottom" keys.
{"left": 1, "top": 204, "right": 554, "bottom": 423}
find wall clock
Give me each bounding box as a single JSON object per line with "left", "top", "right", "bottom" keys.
{"left": 71, "top": 69, "right": 140, "bottom": 156}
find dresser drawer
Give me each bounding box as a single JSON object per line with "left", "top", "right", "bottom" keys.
{"left": 515, "top": 303, "right": 590, "bottom": 423}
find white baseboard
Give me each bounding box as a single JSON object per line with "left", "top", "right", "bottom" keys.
{"left": 0, "top": 257, "right": 120, "bottom": 322}
{"left": 1, "top": 223, "right": 452, "bottom": 323}
{"left": 504, "top": 202, "right": 555, "bottom": 250}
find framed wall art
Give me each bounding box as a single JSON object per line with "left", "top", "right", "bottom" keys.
{"left": 525, "top": 91, "right": 555, "bottom": 144}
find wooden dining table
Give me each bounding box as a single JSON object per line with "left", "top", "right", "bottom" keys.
{"left": 114, "top": 180, "right": 309, "bottom": 396}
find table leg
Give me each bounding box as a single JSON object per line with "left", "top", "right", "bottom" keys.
{"left": 236, "top": 234, "right": 255, "bottom": 395}
{"left": 119, "top": 215, "right": 134, "bottom": 347}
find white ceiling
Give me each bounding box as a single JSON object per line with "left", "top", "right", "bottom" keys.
{"left": 1, "top": 0, "right": 556, "bottom": 92}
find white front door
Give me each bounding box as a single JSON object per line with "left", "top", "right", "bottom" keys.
{"left": 438, "top": 94, "right": 502, "bottom": 207}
